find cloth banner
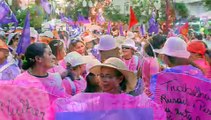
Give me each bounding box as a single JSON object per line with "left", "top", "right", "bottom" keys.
{"left": 151, "top": 72, "right": 211, "bottom": 120}
{"left": 53, "top": 93, "right": 166, "bottom": 120}
{"left": 0, "top": 85, "right": 54, "bottom": 120}
{"left": 56, "top": 108, "right": 153, "bottom": 120}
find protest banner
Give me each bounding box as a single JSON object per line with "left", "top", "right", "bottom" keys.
{"left": 53, "top": 93, "right": 166, "bottom": 120}
{"left": 0, "top": 85, "right": 54, "bottom": 120}
{"left": 56, "top": 108, "right": 153, "bottom": 120}
{"left": 152, "top": 72, "right": 211, "bottom": 120}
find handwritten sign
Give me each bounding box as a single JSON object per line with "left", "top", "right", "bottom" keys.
{"left": 152, "top": 72, "right": 211, "bottom": 120}
{"left": 56, "top": 108, "right": 153, "bottom": 120}
{"left": 0, "top": 85, "right": 54, "bottom": 120}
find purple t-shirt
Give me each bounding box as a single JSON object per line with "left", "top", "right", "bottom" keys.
{"left": 0, "top": 60, "right": 20, "bottom": 81}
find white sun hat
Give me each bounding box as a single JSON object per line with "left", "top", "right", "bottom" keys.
{"left": 64, "top": 51, "right": 90, "bottom": 67}
{"left": 126, "top": 31, "right": 135, "bottom": 39}
{"left": 98, "top": 35, "right": 117, "bottom": 51}
{"left": 154, "top": 37, "right": 190, "bottom": 59}
{"left": 83, "top": 35, "right": 97, "bottom": 43}
{"left": 121, "top": 39, "right": 138, "bottom": 50}
{"left": 115, "top": 36, "right": 126, "bottom": 48}
{"left": 43, "top": 31, "right": 54, "bottom": 38}
{"left": 30, "top": 27, "right": 38, "bottom": 38}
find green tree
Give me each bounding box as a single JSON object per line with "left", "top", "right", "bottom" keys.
{"left": 16, "top": 5, "right": 45, "bottom": 30}
{"left": 174, "top": 3, "right": 189, "bottom": 18}
{"left": 103, "top": 5, "right": 128, "bottom": 23}
{"left": 203, "top": 0, "right": 211, "bottom": 10}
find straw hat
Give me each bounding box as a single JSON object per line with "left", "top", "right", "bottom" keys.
{"left": 64, "top": 51, "right": 90, "bottom": 67}
{"left": 90, "top": 57, "right": 137, "bottom": 92}
{"left": 121, "top": 39, "right": 138, "bottom": 50}
{"left": 86, "top": 59, "right": 101, "bottom": 73}
{"left": 98, "top": 35, "right": 117, "bottom": 51}
{"left": 154, "top": 37, "right": 190, "bottom": 59}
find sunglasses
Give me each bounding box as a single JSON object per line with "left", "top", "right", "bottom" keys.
{"left": 121, "top": 46, "right": 131, "bottom": 50}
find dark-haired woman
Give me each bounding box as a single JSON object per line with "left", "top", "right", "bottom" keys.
{"left": 142, "top": 35, "right": 166, "bottom": 96}
{"left": 0, "top": 39, "right": 20, "bottom": 80}
{"left": 14, "top": 43, "right": 68, "bottom": 98}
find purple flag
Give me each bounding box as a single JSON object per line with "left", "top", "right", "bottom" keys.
{"left": 60, "top": 13, "right": 65, "bottom": 20}
{"left": 119, "top": 24, "right": 124, "bottom": 36}
{"left": 96, "top": 13, "right": 105, "bottom": 25}
{"left": 49, "top": 24, "right": 54, "bottom": 31}
{"left": 66, "top": 24, "right": 69, "bottom": 32}
{"left": 77, "top": 14, "right": 90, "bottom": 24}
{"left": 148, "top": 13, "right": 159, "bottom": 35}
{"left": 40, "top": 0, "right": 51, "bottom": 14}
{"left": 0, "top": 1, "right": 18, "bottom": 26}
{"left": 106, "top": 21, "right": 111, "bottom": 35}
{"left": 60, "top": 13, "right": 74, "bottom": 25}
{"left": 0, "top": 1, "right": 10, "bottom": 21}
{"left": 16, "top": 12, "right": 30, "bottom": 55}
{"left": 140, "top": 24, "right": 145, "bottom": 36}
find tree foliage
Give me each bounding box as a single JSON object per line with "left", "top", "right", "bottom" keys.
{"left": 174, "top": 3, "right": 189, "bottom": 18}
{"left": 203, "top": 0, "right": 211, "bottom": 10}
{"left": 16, "top": 5, "right": 45, "bottom": 30}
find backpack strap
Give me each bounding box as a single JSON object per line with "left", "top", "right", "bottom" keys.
{"left": 0, "top": 62, "right": 14, "bottom": 73}
{"left": 65, "top": 77, "right": 77, "bottom": 95}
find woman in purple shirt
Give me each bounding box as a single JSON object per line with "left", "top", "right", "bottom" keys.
{"left": 0, "top": 39, "right": 20, "bottom": 81}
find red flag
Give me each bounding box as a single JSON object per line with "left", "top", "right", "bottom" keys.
{"left": 179, "top": 22, "right": 189, "bottom": 36}
{"left": 128, "top": 6, "right": 138, "bottom": 30}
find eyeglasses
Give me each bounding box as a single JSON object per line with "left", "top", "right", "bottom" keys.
{"left": 98, "top": 74, "right": 117, "bottom": 81}
{"left": 121, "top": 46, "right": 131, "bottom": 50}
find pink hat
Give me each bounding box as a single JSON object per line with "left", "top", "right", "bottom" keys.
{"left": 154, "top": 37, "right": 190, "bottom": 59}
{"left": 98, "top": 35, "right": 117, "bottom": 51}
